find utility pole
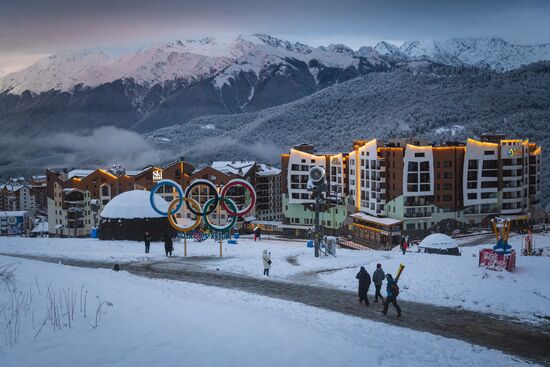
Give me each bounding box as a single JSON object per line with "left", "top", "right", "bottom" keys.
{"left": 314, "top": 189, "right": 321, "bottom": 258}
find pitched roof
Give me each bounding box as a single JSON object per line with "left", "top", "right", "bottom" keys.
{"left": 211, "top": 161, "right": 256, "bottom": 176}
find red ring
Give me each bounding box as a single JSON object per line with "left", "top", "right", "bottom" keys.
{"left": 220, "top": 179, "right": 256, "bottom": 216}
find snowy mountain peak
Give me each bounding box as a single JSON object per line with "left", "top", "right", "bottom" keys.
{"left": 325, "top": 44, "right": 355, "bottom": 56}
{"left": 250, "top": 33, "right": 313, "bottom": 54}
{"left": 373, "top": 41, "right": 402, "bottom": 56}
{"left": 2, "top": 34, "right": 550, "bottom": 95}
{"left": 393, "top": 37, "right": 550, "bottom": 71}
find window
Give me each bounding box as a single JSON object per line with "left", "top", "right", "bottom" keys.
{"left": 414, "top": 152, "right": 425, "bottom": 158}
{"left": 481, "top": 192, "right": 496, "bottom": 199}
{"left": 443, "top": 195, "right": 452, "bottom": 201}
{"left": 420, "top": 161, "right": 430, "bottom": 171}
{"left": 468, "top": 160, "right": 478, "bottom": 169}
{"left": 406, "top": 223, "right": 416, "bottom": 230}
{"left": 443, "top": 172, "right": 452, "bottom": 179}
{"left": 467, "top": 193, "right": 477, "bottom": 200}
{"left": 408, "top": 162, "right": 418, "bottom": 171}
{"left": 482, "top": 160, "right": 498, "bottom": 169}
{"left": 420, "top": 173, "right": 430, "bottom": 183}
{"left": 407, "top": 173, "right": 418, "bottom": 183}
{"left": 484, "top": 150, "right": 495, "bottom": 156}
{"left": 443, "top": 161, "right": 452, "bottom": 168}
{"left": 420, "top": 184, "right": 430, "bottom": 192}
{"left": 481, "top": 181, "right": 498, "bottom": 188}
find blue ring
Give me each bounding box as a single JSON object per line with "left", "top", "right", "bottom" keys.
{"left": 150, "top": 180, "right": 184, "bottom": 216}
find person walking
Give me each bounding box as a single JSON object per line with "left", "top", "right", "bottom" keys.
{"left": 262, "top": 249, "right": 271, "bottom": 276}
{"left": 254, "top": 227, "right": 259, "bottom": 241}
{"left": 402, "top": 238, "right": 408, "bottom": 255}
{"left": 355, "top": 266, "right": 371, "bottom": 305}
{"left": 144, "top": 231, "right": 152, "bottom": 254}
{"left": 163, "top": 233, "right": 174, "bottom": 257}
{"left": 257, "top": 227, "right": 262, "bottom": 241}
{"left": 372, "top": 263, "right": 385, "bottom": 303}
{"left": 382, "top": 274, "right": 402, "bottom": 318}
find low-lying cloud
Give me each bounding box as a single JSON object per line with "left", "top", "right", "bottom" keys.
{"left": 0, "top": 126, "right": 168, "bottom": 171}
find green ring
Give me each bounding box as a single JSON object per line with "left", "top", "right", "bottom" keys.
{"left": 202, "top": 197, "right": 238, "bottom": 233}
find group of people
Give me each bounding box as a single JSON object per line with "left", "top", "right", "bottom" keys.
{"left": 143, "top": 232, "right": 174, "bottom": 256}
{"left": 356, "top": 263, "right": 402, "bottom": 317}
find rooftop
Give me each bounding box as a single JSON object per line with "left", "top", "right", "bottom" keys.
{"left": 350, "top": 212, "right": 402, "bottom": 226}
{"left": 256, "top": 164, "right": 281, "bottom": 176}
{"left": 211, "top": 161, "right": 256, "bottom": 176}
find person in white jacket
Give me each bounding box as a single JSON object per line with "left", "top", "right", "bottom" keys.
{"left": 262, "top": 249, "right": 272, "bottom": 276}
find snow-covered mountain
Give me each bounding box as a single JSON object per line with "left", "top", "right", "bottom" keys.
{"left": 0, "top": 38, "right": 236, "bottom": 94}
{"left": 3, "top": 35, "right": 550, "bottom": 96}
{"left": 375, "top": 37, "right": 550, "bottom": 71}
{"left": 0, "top": 34, "right": 372, "bottom": 95}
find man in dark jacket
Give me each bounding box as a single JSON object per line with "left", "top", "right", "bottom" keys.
{"left": 355, "top": 266, "right": 371, "bottom": 306}
{"left": 382, "top": 274, "right": 402, "bottom": 317}
{"left": 372, "top": 263, "right": 385, "bottom": 303}
{"left": 163, "top": 234, "right": 174, "bottom": 257}
{"left": 144, "top": 232, "right": 152, "bottom": 254}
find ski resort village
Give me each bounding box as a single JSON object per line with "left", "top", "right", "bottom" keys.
{"left": 2, "top": 2, "right": 550, "bottom": 364}
{"left": 1, "top": 135, "right": 549, "bottom": 366}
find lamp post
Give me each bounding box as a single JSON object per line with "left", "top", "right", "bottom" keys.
{"left": 308, "top": 166, "right": 327, "bottom": 258}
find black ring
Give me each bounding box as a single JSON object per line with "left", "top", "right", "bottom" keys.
{"left": 184, "top": 180, "right": 219, "bottom": 216}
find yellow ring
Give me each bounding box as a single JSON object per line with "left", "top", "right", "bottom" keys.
{"left": 167, "top": 197, "right": 201, "bottom": 233}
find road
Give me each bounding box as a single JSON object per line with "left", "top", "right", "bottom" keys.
{"left": 2, "top": 252, "right": 549, "bottom": 365}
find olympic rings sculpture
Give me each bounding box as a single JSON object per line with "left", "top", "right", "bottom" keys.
{"left": 149, "top": 178, "right": 256, "bottom": 233}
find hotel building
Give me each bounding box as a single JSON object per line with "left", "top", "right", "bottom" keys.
{"left": 282, "top": 136, "right": 542, "bottom": 248}
{"left": 46, "top": 158, "right": 194, "bottom": 237}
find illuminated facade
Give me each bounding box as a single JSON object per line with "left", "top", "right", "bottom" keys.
{"left": 46, "top": 158, "right": 194, "bottom": 237}
{"left": 282, "top": 136, "right": 542, "bottom": 246}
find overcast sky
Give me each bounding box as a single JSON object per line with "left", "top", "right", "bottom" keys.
{"left": 1, "top": 0, "right": 549, "bottom": 76}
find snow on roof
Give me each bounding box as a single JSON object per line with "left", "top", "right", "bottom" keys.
{"left": 211, "top": 161, "right": 255, "bottom": 176}
{"left": 256, "top": 164, "right": 281, "bottom": 176}
{"left": 68, "top": 169, "right": 94, "bottom": 179}
{"left": 0, "top": 211, "right": 28, "bottom": 217}
{"left": 419, "top": 233, "right": 458, "bottom": 249}
{"left": 0, "top": 184, "right": 24, "bottom": 192}
{"left": 32, "top": 222, "right": 49, "bottom": 233}
{"left": 350, "top": 212, "right": 402, "bottom": 226}
{"left": 125, "top": 170, "right": 141, "bottom": 176}
{"left": 251, "top": 220, "right": 283, "bottom": 226}
{"left": 100, "top": 190, "right": 168, "bottom": 219}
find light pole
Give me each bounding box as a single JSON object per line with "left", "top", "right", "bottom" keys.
{"left": 308, "top": 166, "right": 327, "bottom": 258}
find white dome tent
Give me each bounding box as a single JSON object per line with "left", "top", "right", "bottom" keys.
{"left": 100, "top": 190, "right": 167, "bottom": 219}
{"left": 418, "top": 233, "right": 461, "bottom": 256}
{"left": 98, "top": 190, "right": 175, "bottom": 241}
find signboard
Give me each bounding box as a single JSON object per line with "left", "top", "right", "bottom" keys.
{"left": 507, "top": 147, "right": 522, "bottom": 158}
{"left": 152, "top": 170, "right": 162, "bottom": 182}
{"left": 0, "top": 215, "right": 24, "bottom": 235}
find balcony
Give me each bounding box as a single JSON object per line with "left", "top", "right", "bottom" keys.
{"left": 404, "top": 211, "right": 431, "bottom": 218}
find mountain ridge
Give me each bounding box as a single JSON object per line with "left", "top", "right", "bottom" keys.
{"left": 3, "top": 35, "right": 550, "bottom": 95}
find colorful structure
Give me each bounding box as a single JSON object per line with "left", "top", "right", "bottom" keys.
{"left": 479, "top": 217, "right": 516, "bottom": 272}
{"left": 149, "top": 178, "right": 257, "bottom": 257}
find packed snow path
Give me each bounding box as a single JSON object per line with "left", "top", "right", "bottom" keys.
{"left": 2, "top": 253, "right": 549, "bottom": 365}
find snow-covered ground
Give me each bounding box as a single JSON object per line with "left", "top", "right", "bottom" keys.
{"left": 0, "top": 255, "right": 535, "bottom": 367}
{"left": 0, "top": 234, "right": 549, "bottom": 323}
